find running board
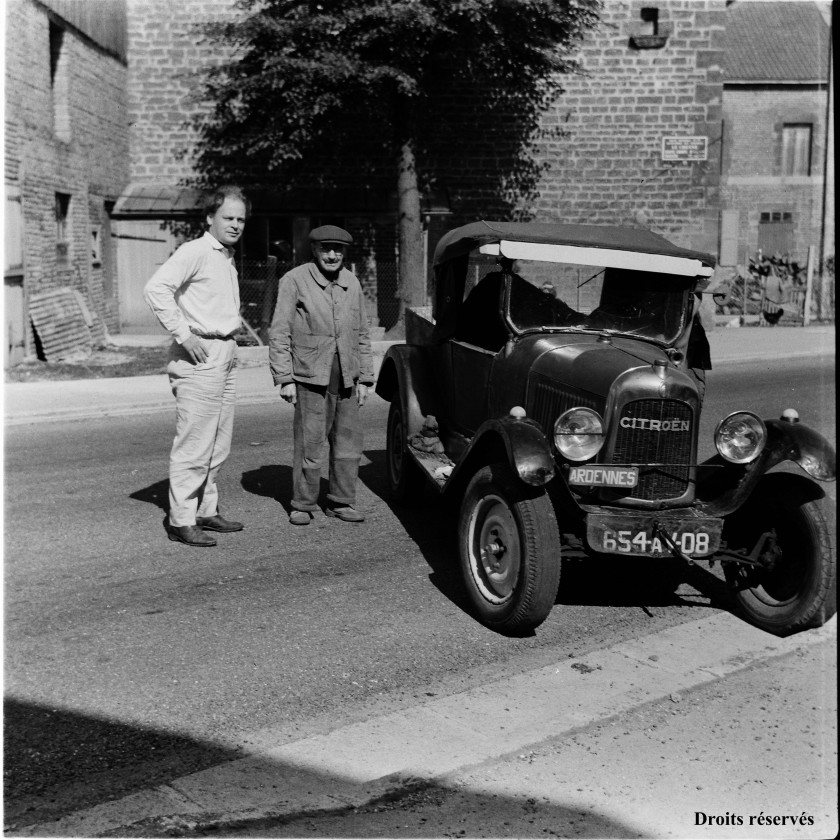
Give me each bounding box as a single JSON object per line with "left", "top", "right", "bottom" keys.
{"left": 408, "top": 444, "right": 455, "bottom": 490}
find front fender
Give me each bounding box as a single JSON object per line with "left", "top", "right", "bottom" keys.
{"left": 449, "top": 416, "right": 555, "bottom": 491}
{"left": 696, "top": 419, "right": 835, "bottom": 517}
{"left": 764, "top": 419, "right": 836, "bottom": 482}
{"left": 374, "top": 345, "right": 440, "bottom": 439}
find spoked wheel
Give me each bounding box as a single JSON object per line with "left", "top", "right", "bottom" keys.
{"left": 458, "top": 463, "right": 561, "bottom": 634}
{"left": 386, "top": 398, "right": 425, "bottom": 502}
{"left": 722, "top": 481, "right": 836, "bottom": 636}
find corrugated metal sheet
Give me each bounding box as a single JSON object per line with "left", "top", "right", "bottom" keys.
{"left": 724, "top": 1, "right": 830, "bottom": 83}
{"left": 29, "top": 287, "right": 93, "bottom": 361}
{"left": 40, "top": 0, "right": 127, "bottom": 61}
{"left": 112, "top": 183, "right": 205, "bottom": 219}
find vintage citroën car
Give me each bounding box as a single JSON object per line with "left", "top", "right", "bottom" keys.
{"left": 375, "top": 221, "right": 836, "bottom": 635}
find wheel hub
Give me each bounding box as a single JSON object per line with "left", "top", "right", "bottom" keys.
{"left": 480, "top": 538, "right": 506, "bottom": 572}
{"left": 470, "top": 499, "right": 521, "bottom": 601}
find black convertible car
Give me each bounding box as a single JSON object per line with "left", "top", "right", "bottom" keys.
{"left": 376, "top": 221, "right": 836, "bottom": 635}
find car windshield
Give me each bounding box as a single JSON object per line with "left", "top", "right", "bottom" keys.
{"left": 496, "top": 258, "right": 691, "bottom": 344}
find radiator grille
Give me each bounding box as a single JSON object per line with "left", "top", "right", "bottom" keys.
{"left": 611, "top": 399, "right": 693, "bottom": 501}
{"left": 531, "top": 376, "right": 599, "bottom": 436}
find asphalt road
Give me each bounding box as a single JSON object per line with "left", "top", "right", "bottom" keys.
{"left": 3, "top": 355, "right": 836, "bottom": 828}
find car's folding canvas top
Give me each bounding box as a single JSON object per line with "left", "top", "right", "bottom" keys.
{"left": 433, "top": 221, "right": 716, "bottom": 277}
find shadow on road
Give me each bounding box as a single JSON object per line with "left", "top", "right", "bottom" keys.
{"left": 133, "top": 777, "right": 644, "bottom": 838}
{"left": 242, "top": 464, "right": 366, "bottom": 517}
{"left": 556, "top": 555, "right": 730, "bottom": 613}
{"left": 359, "top": 449, "right": 732, "bottom": 632}
{"left": 359, "top": 449, "right": 470, "bottom": 615}
{"left": 2, "top": 698, "right": 238, "bottom": 830}
{"left": 4, "top": 698, "right": 644, "bottom": 839}
{"left": 129, "top": 477, "right": 169, "bottom": 511}
{"left": 241, "top": 463, "right": 290, "bottom": 508}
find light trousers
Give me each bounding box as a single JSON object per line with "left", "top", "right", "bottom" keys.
{"left": 167, "top": 338, "right": 237, "bottom": 526}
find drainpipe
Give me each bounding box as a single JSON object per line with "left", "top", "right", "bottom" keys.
{"left": 819, "top": 30, "right": 834, "bottom": 321}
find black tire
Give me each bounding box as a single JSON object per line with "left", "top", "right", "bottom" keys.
{"left": 723, "top": 487, "right": 836, "bottom": 636}
{"left": 386, "top": 398, "right": 426, "bottom": 502}
{"left": 458, "top": 463, "right": 561, "bottom": 634}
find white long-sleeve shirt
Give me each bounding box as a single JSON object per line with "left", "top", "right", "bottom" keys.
{"left": 144, "top": 232, "right": 241, "bottom": 343}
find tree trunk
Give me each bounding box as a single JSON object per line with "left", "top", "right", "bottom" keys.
{"left": 387, "top": 97, "right": 425, "bottom": 339}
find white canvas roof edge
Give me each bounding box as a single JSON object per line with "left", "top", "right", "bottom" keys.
{"left": 479, "top": 241, "right": 714, "bottom": 277}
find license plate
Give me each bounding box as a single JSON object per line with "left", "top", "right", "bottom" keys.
{"left": 587, "top": 514, "right": 722, "bottom": 558}
{"left": 568, "top": 465, "right": 638, "bottom": 488}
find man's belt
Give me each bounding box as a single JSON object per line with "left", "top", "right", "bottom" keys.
{"left": 191, "top": 330, "right": 235, "bottom": 340}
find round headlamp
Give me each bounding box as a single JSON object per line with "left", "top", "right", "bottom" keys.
{"left": 714, "top": 411, "right": 767, "bottom": 463}
{"left": 554, "top": 408, "right": 605, "bottom": 462}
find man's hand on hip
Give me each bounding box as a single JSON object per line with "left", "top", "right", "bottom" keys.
{"left": 280, "top": 383, "right": 297, "bottom": 405}
{"left": 357, "top": 383, "right": 369, "bottom": 407}
{"left": 182, "top": 334, "right": 208, "bottom": 364}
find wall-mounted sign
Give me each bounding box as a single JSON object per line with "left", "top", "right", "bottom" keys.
{"left": 661, "top": 136, "right": 708, "bottom": 162}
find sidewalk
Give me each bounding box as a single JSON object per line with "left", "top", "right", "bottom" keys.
{"left": 14, "top": 612, "right": 836, "bottom": 838}
{"left": 3, "top": 326, "right": 835, "bottom": 426}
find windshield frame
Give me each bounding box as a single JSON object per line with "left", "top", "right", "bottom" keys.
{"left": 499, "top": 262, "right": 695, "bottom": 347}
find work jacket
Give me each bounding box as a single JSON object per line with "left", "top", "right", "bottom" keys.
{"left": 268, "top": 263, "right": 374, "bottom": 389}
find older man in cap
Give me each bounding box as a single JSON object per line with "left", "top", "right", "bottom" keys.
{"left": 269, "top": 225, "right": 374, "bottom": 525}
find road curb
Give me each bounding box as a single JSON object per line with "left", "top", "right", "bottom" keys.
{"left": 15, "top": 612, "right": 836, "bottom": 837}
{"left": 4, "top": 345, "right": 833, "bottom": 426}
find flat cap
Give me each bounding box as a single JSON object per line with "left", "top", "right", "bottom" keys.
{"left": 308, "top": 225, "right": 354, "bottom": 245}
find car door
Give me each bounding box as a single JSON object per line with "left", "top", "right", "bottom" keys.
{"left": 449, "top": 340, "right": 496, "bottom": 434}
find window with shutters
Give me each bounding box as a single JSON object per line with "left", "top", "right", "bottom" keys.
{"left": 781, "top": 124, "right": 812, "bottom": 176}
{"left": 5, "top": 185, "right": 24, "bottom": 276}
{"left": 758, "top": 211, "right": 794, "bottom": 257}
{"left": 719, "top": 209, "right": 740, "bottom": 266}
{"left": 50, "top": 21, "right": 71, "bottom": 141}
{"left": 56, "top": 192, "right": 71, "bottom": 262}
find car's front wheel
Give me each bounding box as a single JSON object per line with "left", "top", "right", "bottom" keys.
{"left": 458, "top": 463, "right": 561, "bottom": 634}
{"left": 386, "top": 398, "right": 426, "bottom": 502}
{"left": 722, "top": 481, "right": 836, "bottom": 636}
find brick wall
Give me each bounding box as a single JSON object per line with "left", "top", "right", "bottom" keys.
{"left": 722, "top": 86, "right": 827, "bottom": 263}
{"left": 126, "top": 0, "right": 236, "bottom": 181}
{"left": 531, "top": 0, "right": 725, "bottom": 254}
{"left": 4, "top": 0, "right": 129, "bottom": 334}
{"left": 124, "top": 0, "right": 726, "bottom": 260}
{"left": 405, "top": 1, "right": 725, "bottom": 259}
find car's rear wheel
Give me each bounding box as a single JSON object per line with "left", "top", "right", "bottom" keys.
{"left": 386, "top": 398, "right": 426, "bottom": 502}
{"left": 458, "top": 463, "right": 561, "bottom": 634}
{"left": 722, "top": 483, "right": 836, "bottom": 636}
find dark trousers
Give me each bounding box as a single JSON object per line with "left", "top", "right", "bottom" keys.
{"left": 292, "top": 356, "right": 362, "bottom": 511}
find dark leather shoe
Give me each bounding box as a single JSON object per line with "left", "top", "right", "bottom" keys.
{"left": 196, "top": 514, "right": 244, "bottom": 532}
{"left": 168, "top": 524, "right": 217, "bottom": 547}
{"left": 326, "top": 506, "right": 365, "bottom": 523}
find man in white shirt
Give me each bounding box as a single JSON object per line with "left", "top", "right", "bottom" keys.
{"left": 144, "top": 185, "right": 249, "bottom": 546}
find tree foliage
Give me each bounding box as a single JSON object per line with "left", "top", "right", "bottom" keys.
{"left": 190, "top": 0, "right": 601, "bottom": 324}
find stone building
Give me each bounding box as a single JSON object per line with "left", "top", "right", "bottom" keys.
{"left": 719, "top": 0, "right": 832, "bottom": 273}
{"left": 4, "top": 0, "right": 129, "bottom": 365}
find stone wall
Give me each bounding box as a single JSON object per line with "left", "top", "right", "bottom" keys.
{"left": 4, "top": 0, "right": 129, "bottom": 334}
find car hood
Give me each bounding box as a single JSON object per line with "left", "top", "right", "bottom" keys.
{"left": 493, "top": 333, "right": 671, "bottom": 412}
